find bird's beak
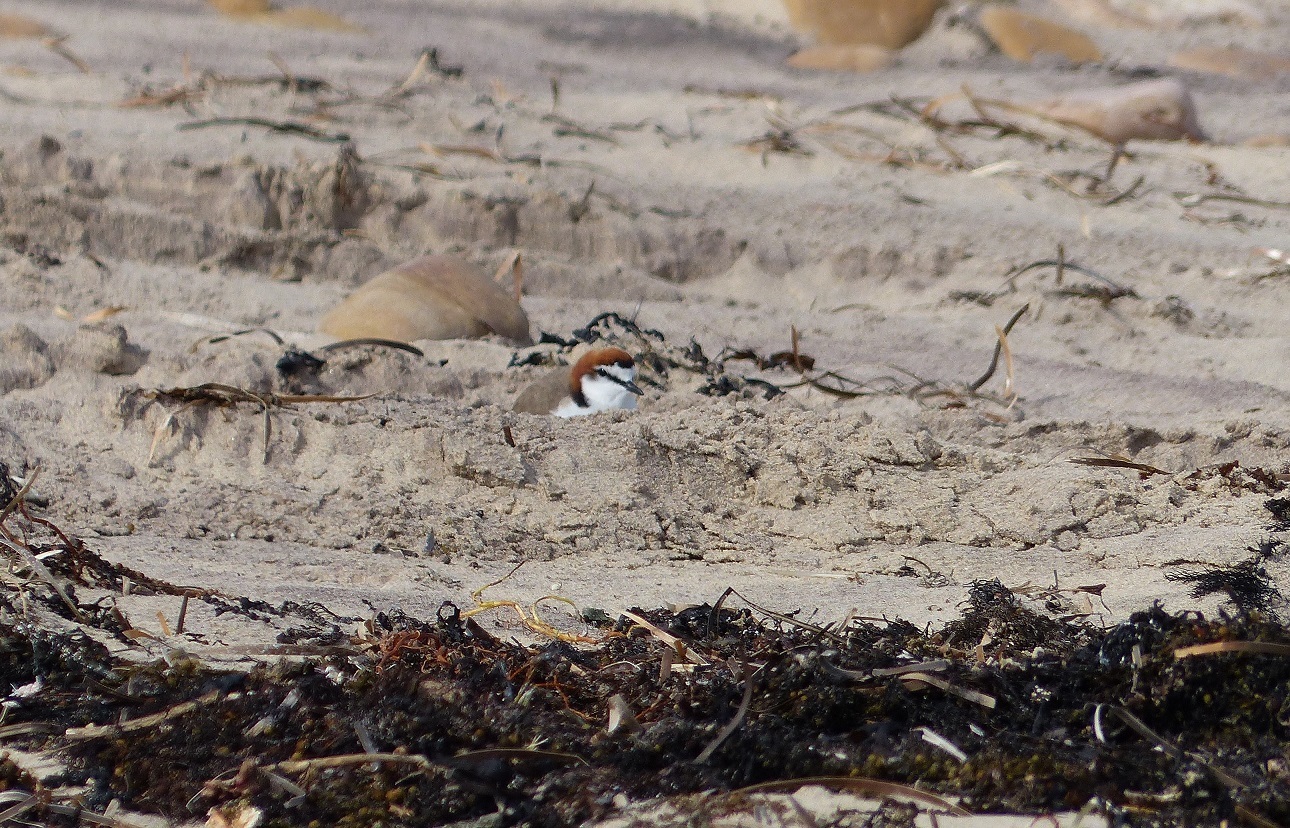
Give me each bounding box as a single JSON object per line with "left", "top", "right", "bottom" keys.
{"left": 621, "top": 378, "right": 644, "bottom": 396}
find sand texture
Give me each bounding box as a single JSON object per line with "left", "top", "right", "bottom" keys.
{"left": 1, "top": 0, "right": 1290, "bottom": 823}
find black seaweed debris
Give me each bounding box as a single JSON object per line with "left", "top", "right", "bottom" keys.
{"left": 520, "top": 312, "right": 784, "bottom": 400}
{"left": 2, "top": 583, "right": 1289, "bottom": 827}
{"left": 519, "top": 310, "right": 1040, "bottom": 408}
{"left": 4, "top": 474, "right": 1290, "bottom": 828}
{"left": 1266, "top": 497, "right": 1290, "bottom": 532}
{"left": 1166, "top": 542, "right": 1286, "bottom": 613}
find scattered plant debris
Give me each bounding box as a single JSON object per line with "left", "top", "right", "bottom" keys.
{"left": 1166, "top": 543, "right": 1286, "bottom": 613}
{"left": 128, "top": 383, "right": 373, "bottom": 464}
{"left": 524, "top": 311, "right": 1033, "bottom": 413}
{"left": 177, "top": 116, "right": 351, "bottom": 143}
{"left": 1069, "top": 453, "right": 1171, "bottom": 479}
{"left": 1265, "top": 497, "right": 1290, "bottom": 532}
{"left": 0, "top": 492, "right": 1289, "bottom": 827}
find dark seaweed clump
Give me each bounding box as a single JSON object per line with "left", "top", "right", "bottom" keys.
{"left": 0, "top": 480, "right": 1288, "bottom": 827}
{"left": 0, "top": 584, "right": 1287, "bottom": 826}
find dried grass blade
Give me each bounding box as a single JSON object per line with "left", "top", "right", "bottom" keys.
{"left": 1, "top": 537, "right": 83, "bottom": 621}
{"left": 1109, "top": 706, "right": 1246, "bottom": 790}
{"left": 81, "top": 305, "right": 128, "bottom": 322}
{"left": 1069, "top": 455, "right": 1170, "bottom": 477}
{"left": 64, "top": 690, "right": 232, "bottom": 740}
{"left": 1174, "top": 641, "right": 1290, "bottom": 659}
{"left": 620, "top": 610, "right": 710, "bottom": 666}
{"left": 43, "top": 36, "right": 90, "bottom": 73}
{"left": 695, "top": 662, "right": 754, "bottom": 763}
{"left": 899, "top": 671, "right": 996, "bottom": 709}
{"left": 271, "top": 753, "right": 436, "bottom": 774}
{"left": 0, "top": 722, "right": 57, "bottom": 739}
{"left": 422, "top": 142, "right": 503, "bottom": 161}
{"left": 730, "top": 776, "right": 970, "bottom": 816}
{"left": 448, "top": 748, "right": 587, "bottom": 767}
{"left": 0, "top": 792, "right": 36, "bottom": 823}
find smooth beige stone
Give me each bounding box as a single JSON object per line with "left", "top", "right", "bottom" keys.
{"left": 787, "top": 43, "right": 895, "bottom": 72}
{"left": 319, "top": 255, "right": 532, "bottom": 345}
{"left": 0, "top": 14, "right": 53, "bottom": 38}
{"left": 257, "top": 8, "right": 365, "bottom": 31}
{"left": 1169, "top": 47, "right": 1290, "bottom": 80}
{"left": 1243, "top": 134, "right": 1290, "bottom": 148}
{"left": 207, "top": 0, "right": 271, "bottom": 14}
{"left": 781, "top": 0, "right": 941, "bottom": 49}
{"left": 1033, "top": 77, "right": 1205, "bottom": 146}
{"left": 979, "top": 7, "right": 1101, "bottom": 64}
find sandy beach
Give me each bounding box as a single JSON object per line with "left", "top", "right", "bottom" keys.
{"left": 1, "top": 0, "right": 1289, "bottom": 824}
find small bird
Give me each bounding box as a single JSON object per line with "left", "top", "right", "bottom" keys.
{"left": 513, "top": 347, "right": 643, "bottom": 417}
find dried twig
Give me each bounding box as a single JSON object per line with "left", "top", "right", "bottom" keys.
{"left": 620, "top": 609, "right": 711, "bottom": 666}
{"left": 695, "top": 660, "right": 755, "bottom": 763}
{"left": 177, "top": 117, "right": 350, "bottom": 143}
{"left": 64, "top": 690, "right": 238, "bottom": 740}
{"left": 1174, "top": 640, "right": 1290, "bottom": 659}
{"left": 1070, "top": 455, "right": 1171, "bottom": 478}
{"left": 967, "top": 304, "right": 1028, "bottom": 393}
{"left": 138, "top": 383, "right": 373, "bottom": 464}
{"left": 729, "top": 776, "right": 971, "bottom": 816}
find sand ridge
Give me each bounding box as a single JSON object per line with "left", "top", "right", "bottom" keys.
{"left": 0, "top": 0, "right": 1286, "bottom": 805}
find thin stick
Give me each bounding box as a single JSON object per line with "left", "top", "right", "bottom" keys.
{"left": 0, "top": 467, "right": 37, "bottom": 525}
{"left": 967, "top": 304, "right": 1028, "bottom": 393}
{"left": 271, "top": 753, "right": 436, "bottom": 774}
{"left": 695, "top": 662, "right": 755, "bottom": 763}
{"left": 176, "top": 593, "right": 190, "bottom": 635}
{"left": 1175, "top": 641, "right": 1290, "bottom": 659}
{"left": 730, "top": 776, "right": 970, "bottom": 817}
{"left": 620, "top": 610, "right": 710, "bottom": 666}
{"left": 64, "top": 690, "right": 237, "bottom": 740}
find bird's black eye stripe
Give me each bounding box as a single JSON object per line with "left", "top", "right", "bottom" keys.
{"left": 596, "top": 367, "right": 636, "bottom": 390}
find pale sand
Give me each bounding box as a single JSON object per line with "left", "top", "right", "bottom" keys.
{"left": 1, "top": 0, "right": 1288, "bottom": 823}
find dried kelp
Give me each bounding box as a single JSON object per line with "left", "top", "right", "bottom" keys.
{"left": 0, "top": 586, "right": 1282, "bottom": 827}
{"left": 522, "top": 311, "right": 1031, "bottom": 411}
{"left": 4, "top": 479, "right": 1290, "bottom": 827}
{"left": 130, "top": 382, "right": 373, "bottom": 464}
{"left": 1166, "top": 544, "right": 1286, "bottom": 613}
